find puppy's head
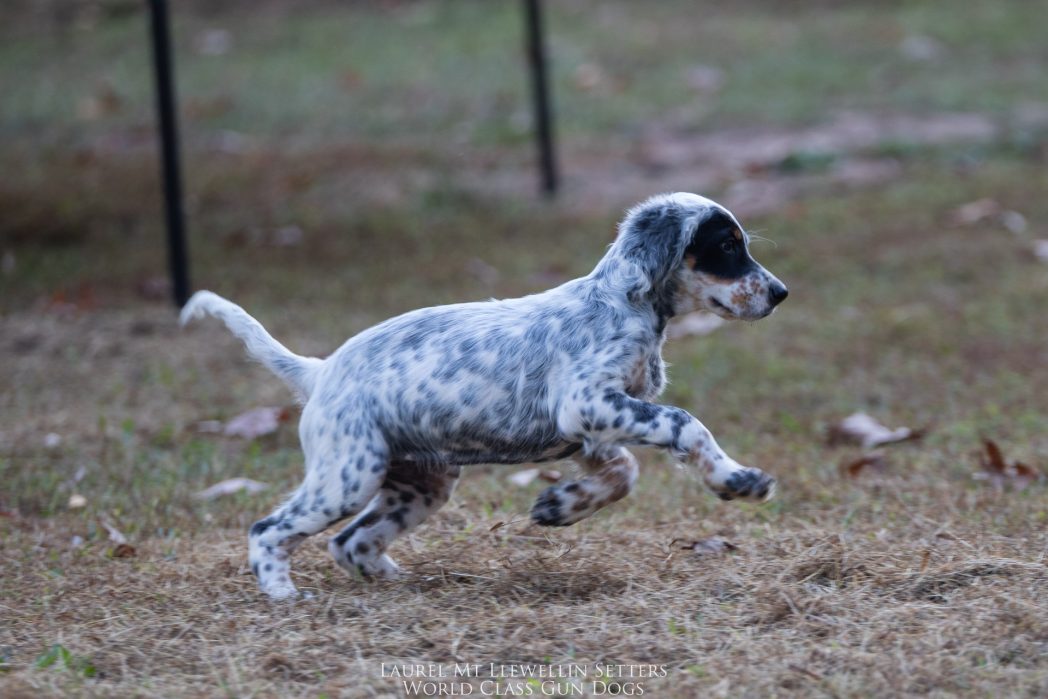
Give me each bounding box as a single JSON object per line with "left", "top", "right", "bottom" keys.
{"left": 614, "top": 192, "right": 787, "bottom": 321}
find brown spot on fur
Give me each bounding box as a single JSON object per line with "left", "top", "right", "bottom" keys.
{"left": 571, "top": 495, "right": 594, "bottom": 513}
{"left": 609, "top": 475, "right": 632, "bottom": 501}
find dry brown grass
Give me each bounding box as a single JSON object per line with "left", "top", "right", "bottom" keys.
{"left": 3, "top": 477, "right": 1047, "bottom": 697}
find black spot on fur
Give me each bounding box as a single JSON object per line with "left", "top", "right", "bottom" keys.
{"left": 530, "top": 487, "right": 567, "bottom": 526}
{"left": 334, "top": 511, "right": 381, "bottom": 547}
{"left": 387, "top": 507, "right": 410, "bottom": 530}
{"left": 723, "top": 469, "right": 772, "bottom": 499}
{"left": 250, "top": 517, "right": 278, "bottom": 538}
{"left": 630, "top": 401, "right": 659, "bottom": 423}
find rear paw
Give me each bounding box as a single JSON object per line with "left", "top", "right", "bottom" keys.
{"left": 712, "top": 468, "right": 776, "bottom": 503}
{"left": 260, "top": 579, "right": 300, "bottom": 600}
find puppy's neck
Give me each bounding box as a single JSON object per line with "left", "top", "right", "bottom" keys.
{"left": 587, "top": 257, "right": 678, "bottom": 336}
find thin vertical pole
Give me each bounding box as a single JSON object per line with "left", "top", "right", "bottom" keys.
{"left": 147, "top": 0, "right": 190, "bottom": 307}
{"left": 522, "top": 0, "right": 557, "bottom": 197}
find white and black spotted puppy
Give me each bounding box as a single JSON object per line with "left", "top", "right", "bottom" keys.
{"left": 182, "top": 192, "right": 788, "bottom": 599}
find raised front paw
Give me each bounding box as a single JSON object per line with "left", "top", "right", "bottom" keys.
{"left": 530, "top": 484, "right": 573, "bottom": 526}
{"left": 709, "top": 467, "right": 776, "bottom": 503}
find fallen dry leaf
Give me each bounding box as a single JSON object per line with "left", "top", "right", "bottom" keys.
{"left": 194, "top": 478, "right": 270, "bottom": 500}
{"left": 68, "top": 494, "right": 87, "bottom": 509}
{"left": 100, "top": 518, "right": 128, "bottom": 545}
{"left": 110, "top": 543, "right": 136, "bottom": 559}
{"left": 508, "top": 468, "right": 562, "bottom": 487}
{"left": 223, "top": 407, "right": 290, "bottom": 439}
{"left": 949, "top": 198, "right": 1027, "bottom": 232}
{"left": 975, "top": 438, "right": 1041, "bottom": 490}
{"left": 840, "top": 451, "right": 889, "bottom": 478}
{"left": 827, "top": 413, "right": 925, "bottom": 450}
{"left": 950, "top": 198, "right": 1001, "bottom": 225}
{"left": 675, "top": 537, "right": 738, "bottom": 557}
{"left": 1032, "top": 239, "right": 1048, "bottom": 261}
{"left": 666, "top": 312, "right": 725, "bottom": 340}
{"left": 508, "top": 469, "right": 539, "bottom": 487}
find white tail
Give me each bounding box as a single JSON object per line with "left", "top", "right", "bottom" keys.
{"left": 180, "top": 291, "right": 322, "bottom": 400}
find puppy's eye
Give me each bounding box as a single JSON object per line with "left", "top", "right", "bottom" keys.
{"left": 720, "top": 239, "right": 736, "bottom": 254}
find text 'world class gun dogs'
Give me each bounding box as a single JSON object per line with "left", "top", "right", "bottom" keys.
{"left": 181, "top": 192, "right": 789, "bottom": 600}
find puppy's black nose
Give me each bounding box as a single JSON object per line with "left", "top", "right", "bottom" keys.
{"left": 768, "top": 282, "right": 789, "bottom": 306}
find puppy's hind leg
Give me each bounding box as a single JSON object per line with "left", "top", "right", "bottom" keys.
{"left": 248, "top": 426, "right": 389, "bottom": 600}
{"left": 329, "top": 464, "right": 460, "bottom": 579}
{"left": 531, "top": 446, "right": 638, "bottom": 527}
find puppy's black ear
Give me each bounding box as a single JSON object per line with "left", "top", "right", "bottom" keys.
{"left": 618, "top": 204, "right": 699, "bottom": 297}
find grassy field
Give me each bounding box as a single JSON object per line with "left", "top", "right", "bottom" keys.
{"left": 3, "top": 1, "right": 1048, "bottom": 697}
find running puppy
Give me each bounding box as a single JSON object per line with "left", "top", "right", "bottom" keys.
{"left": 182, "top": 192, "right": 788, "bottom": 599}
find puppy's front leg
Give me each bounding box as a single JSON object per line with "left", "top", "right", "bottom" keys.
{"left": 559, "top": 390, "right": 776, "bottom": 503}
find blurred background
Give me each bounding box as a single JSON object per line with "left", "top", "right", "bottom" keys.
{"left": 2, "top": 2, "right": 1048, "bottom": 694}
{"left": 4, "top": 0, "right": 1046, "bottom": 322}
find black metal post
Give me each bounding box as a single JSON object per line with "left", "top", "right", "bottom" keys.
{"left": 523, "top": 0, "right": 557, "bottom": 197}
{"left": 147, "top": 0, "right": 190, "bottom": 307}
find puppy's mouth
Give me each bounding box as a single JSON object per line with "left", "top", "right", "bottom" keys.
{"left": 709, "top": 298, "right": 735, "bottom": 318}
{"left": 710, "top": 297, "right": 776, "bottom": 321}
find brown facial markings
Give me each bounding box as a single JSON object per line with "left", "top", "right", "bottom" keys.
{"left": 732, "top": 228, "right": 744, "bottom": 241}
{"left": 730, "top": 281, "right": 750, "bottom": 308}
{"left": 694, "top": 271, "right": 735, "bottom": 286}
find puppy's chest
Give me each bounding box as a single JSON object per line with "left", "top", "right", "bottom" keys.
{"left": 624, "top": 350, "right": 665, "bottom": 400}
